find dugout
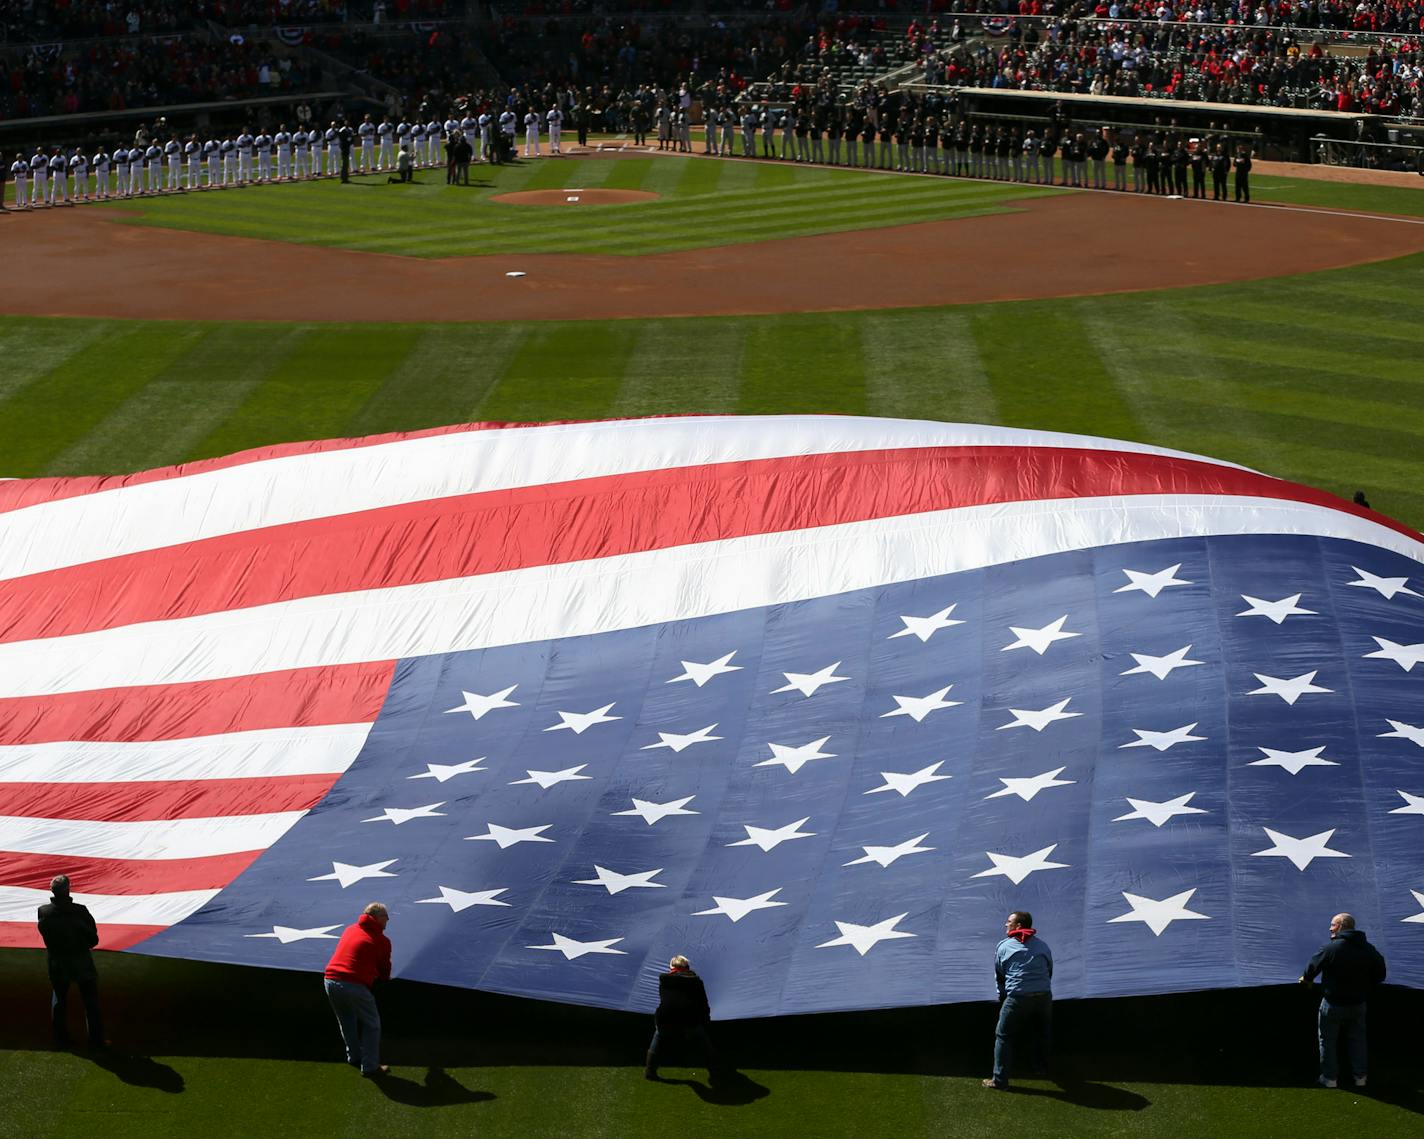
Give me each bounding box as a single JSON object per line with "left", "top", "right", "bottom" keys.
{"left": 904, "top": 85, "right": 1384, "bottom": 163}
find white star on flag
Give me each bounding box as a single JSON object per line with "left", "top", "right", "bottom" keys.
{"left": 1109, "top": 889, "right": 1212, "bottom": 936}
{"left": 1380, "top": 720, "right": 1424, "bottom": 747}
{"left": 1363, "top": 637, "right": 1424, "bottom": 673}
{"left": 1405, "top": 891, "right": 1424, "bottom": 924}
{"left": 573, "top": 865, "right": 666, "bottom": 894}
{"left": 1236, "top": 594, "right": 1315, "bottom": 624}
{"left": 972, "top": 844, "right": 1070, "bottom": 885}
{"left": 727, "top": 817, "right": 816, "bottom": 852}
{"left": 408, "top": 758, "right": 487, "bottom": 783}
{"left": 756, "top": 736, "right": 837, "bottom": 775}
{"left": 1121, "top": 645, "right": 1205, "bottom": 681}
{"left": 815, "top": 913, "right": 917, "bottom": 956}
{"left": 997, "top": 698, "right": 1081, "bottom": 732}
{"left": 985, "top": 767, "right": 1076, "bottom": 802}
{"left": 465, "top": 822, "right": 554, "bottom": 848}
{"left": 772, "top": 662, "right": 850, "bottom": 697}
{"left": 414, "top": 886, "right": 511, "bottom": 912}
{"left": 881, "top": 685, "right": 961, "bottom": 723}
{"left": 1120, "top": 723, "right": 1207, "bottom": 752}
{"left": 1388, "top": 791, "right": 1424, "bottom": 816}
{"left": 1113, "top": 792, "right": 1207, "bottom": 827}
{"left": 844, "top": 833, "right": 934, "bottom": 868}
{"left": 362, "top": 802, "right": 446, "bottom": 825}
{"left": 890, "top": 604, "right": 964, "bottom": 642}
{"left": 444, "top": 685, "right": 520, "bottom": 720}
{"left": 693, "top": 888, "right": 788, "bottom": 923}
{"left": 510, "top": 765, "right": 591, "bottom": 789}
{"left": 864, "top": 762, "right": 952, "bottom": 798}
{"left": 1248, "top": 671, "right": 1332, "bottom": 705}
{"left": 1002, "top": 615, "right": 1080, "bottom": 655}
{"left": 1249, "top": 746, "right": 1339, "bottom": 776}
{"left": 668, "top": 651, "right": 743, "bottom": 687}
{"left": 544, "top": 703, "right": 622, "bottom": 734}
{"left": 612, "top": 796, "right": 699, "bottom": 825}
{"left": 247, "top": 925, "right": 341, "bottom": 943}
{"left": 1347, "top": 566, "right": 1419, "bottom": 600}
{"left": 641, "top": 724, "right": 723, "bottom": 753}
{"left": 1115, "top": 564, "right": 1192, "bottom": 598}
{"left": 527, "top": 933, "right": 627, "bottom": 960}
{"left": 308, "top": 859, "right": 399, "bottom": 888}
{"left": 1251, "top": 827, "right": 1351, "bottom": 871}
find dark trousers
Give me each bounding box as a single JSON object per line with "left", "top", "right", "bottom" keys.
{"left": 1235, "top": 174, "right": 1250, "bottom": 203}
{"left": 991, "top": 991, "right": 1051, "bottom": 1085}
{"left": 648, "top": 1023, "right": 721, "bottom": 1074}
{"left": 1213, "top": 173, "right": 1226, "bottom": 200}
{"left": 1193, "top": 171, "right": 1206, "bottom": 198}
{"left": 52, "top": 975, "right": 103, "bottom": 1046}
{"left": 340, "top": 150, "right": 351, "bottom": 182}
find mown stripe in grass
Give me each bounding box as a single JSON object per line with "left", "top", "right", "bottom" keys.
{"left": 475, "top": 322, "right": 638, "bottom": 422}
{"left": 0, "top": 320, "right": 117, "bottom": 405}
{"left": 860, "top": 310, "right": 999, "bottom": 425}
{"left": 737, "top": 316, "right": 867, "bottom": 417}
{"left": 611, "top": 320, "right": 748, "bottom": 417}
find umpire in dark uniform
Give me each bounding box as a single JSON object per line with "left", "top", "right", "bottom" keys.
{"left": 38, "top": 875, "right": 106, "bottom": 1049}
{"left": 644, "top": 954, "right": 725, "bottom": 1083}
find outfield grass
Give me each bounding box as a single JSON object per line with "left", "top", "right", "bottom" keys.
{"left": 78, "top": 156, "right": 1062, "bottom": 257}
{"left": 1, "top": 250, "right": 1421, "bottom": 528}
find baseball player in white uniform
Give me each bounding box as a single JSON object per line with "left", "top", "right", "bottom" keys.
{"left": 376, "top": 118, "right": 394, "bottom": 170}
{"left": 324, "top": 123, "right": 339, "bottom": 176}
{"left": 426, "top": 117, "right": 441, "bottom": 166}
{"left": 546, "top": 105, "right": 563, "bottom": 154}
{"left": 477, "top": 112, "right": 492, "bottom": 162}
{"left": 292, "top": 128, "right": 308, "bottom": 178}
{"left": 274, "top": 126, "right": 292, "bottom": 180}
{"left": 130, "top": 145, "right": 145, "bottom": 195}
{"left": 29, "top": 149, "right": 47, "bottom": 205}
{"left": 69, "top": 149, "right": 89, "bottom": 201}
{"left": 236, "top": 131, "right": 254, "bottom": 182}
{"left": 523, "top": 109, "right": 540, "bottom": 156}
{"left": 499, "top": 109, "right": 516, "bottom": 153}
{"left": 409, "top": 121, "right": 425, "bottom": 168}
{"left": 358, "top": 116, "right": 376, "bottom": 172}
{"left": 202, "top": 138, "right": 218, "bottom": 186}
{"left": 93, "top": 147, "right": 111, "bottom": 198}
{"left": 397, "top": 119, "right": 412, "bottom": 161}
{"left": 184, "top": 136, "right": 201, "bottom": 188}
{"left": 112, "top": 147, "right": 128, "bottom": 198}
{"left": 165, "top": 137, "right": 182, "bottom": 190}
{"left": 254, "top": 131, "right": 272, "bottom": 181}
{"left": 48, "top": 149, "right": 68, "bottom": 204}
{"left": 10, "top": 154, "right": 27, "bottom": 208}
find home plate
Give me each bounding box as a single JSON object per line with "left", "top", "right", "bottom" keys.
{"left": 506, "top": 271, "right": 526, "bottom": 278}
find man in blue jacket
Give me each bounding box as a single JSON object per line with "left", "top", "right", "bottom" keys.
{"left": 983, "top": 911, "right": 1052, "bottom": 1089}
{"left": 37, "top": 875, "right": 106, "bottom": 1050}
{"left": 1301, "top": 912, "right": 1386, "bottom": 1088}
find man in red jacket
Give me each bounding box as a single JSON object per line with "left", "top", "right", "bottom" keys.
{"left": 324, "top": 902, "right": 392, "bottom": 1077}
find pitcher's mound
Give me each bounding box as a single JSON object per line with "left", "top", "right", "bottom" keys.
{"left": 493, "top": 188, "right": 659, "bottom": 206}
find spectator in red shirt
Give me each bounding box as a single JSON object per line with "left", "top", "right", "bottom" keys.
{"left": 323, "top": 902, "right": 393, "bottom": 1077}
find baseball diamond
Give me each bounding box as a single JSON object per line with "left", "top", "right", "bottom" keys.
{"left": 2, "top": 4, "right": 1423, "bottom": 1135}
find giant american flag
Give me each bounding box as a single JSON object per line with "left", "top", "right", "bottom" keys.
{"left": 2, "top": 416, "right": 1421, "bottom": 1018}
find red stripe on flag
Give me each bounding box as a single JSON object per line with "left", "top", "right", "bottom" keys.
{"left": 0, "top": 661, "right": 393, "bottom": 746}
{"left": 0, "top": 850, "right": 263, "bottom": 894}
{"left": 0, "top": 774, "right": 335, "bottom": 822}
{"left": 0, "top": 922, "right": 163, "bottom": 951}
{"left": 4, "top": 447, "right": 1408, "bottom": 646}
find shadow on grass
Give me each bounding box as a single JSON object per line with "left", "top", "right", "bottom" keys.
{"left": 653, "top": 1070, "right": 770, "bottom": 1107}
{"left": 1000, "top": 1078, "right": 1149, "bottom": 1111}
{"left": 85, "top": 1047, "right": 185, "bottom": 1093}
{"left": 369, "top": 1065, "right": 495, "bottom": 1108}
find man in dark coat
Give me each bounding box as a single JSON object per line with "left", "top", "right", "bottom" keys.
{"left": 645, "top": 954, "right": 724, "bottom": 1082}
{"left": 37, "top": 875, "right": 105, "bottom": 1049}
{"left": 1301, "top": 912, "right": 1386, "bottom": 1088}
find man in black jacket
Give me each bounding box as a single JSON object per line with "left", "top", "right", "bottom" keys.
{"left": 1300, "top": 912, "right": 1386, "bottom": 1087}
{"left": 644, "top": 954, "right": 723, "bottom": 1082}
{"left": 37, "top": 875, "right": 106, "bottom": 1049}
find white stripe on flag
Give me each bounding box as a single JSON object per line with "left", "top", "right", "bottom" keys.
{"left": 0, "top": 494, "right": 1417, "bottom": 700}
{"left": 0, "top": 885, "right": 219, "bottom": 926}
{"left": 0, "top": 723, "right": 373, "bottom": 784}
{"left": 0, "top": 416, "right": 1251, "bottom": 582}
{"left": 0, "top": 811, "right": 308, "bottom": 860}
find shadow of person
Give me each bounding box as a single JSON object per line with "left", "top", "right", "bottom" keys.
{"left": 85, "top": 1047, "right": 185, "bottom": 1094}
{"left": 1003, "top": 1079, "right": 1150, "bottom": 1111}
{"left": 655, "top": 1070, "right": 770, "bottom": 1107}
{"left": 370, "top": 1066, "right": 496, "bottom": 1108}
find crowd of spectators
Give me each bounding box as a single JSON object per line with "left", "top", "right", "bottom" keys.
{"left": 1, "top": 39, "right": 324, "bottom": 120}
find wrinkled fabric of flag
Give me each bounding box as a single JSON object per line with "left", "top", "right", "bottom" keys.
{"left": 2, "top": 416, "right": 1421, "bottom": 1019}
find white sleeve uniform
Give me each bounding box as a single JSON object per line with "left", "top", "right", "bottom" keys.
{"left": 166, "top": 141, "right": 182, "bottom": 189}
{"left": 524, "top": 111, "right": 540, "bottom": 156}
{"left": 113, "top": 150, "right": 128, "bottom": 198}
{"left": 10, "top": 159, "right": 27, "bottom": 208}
{"left": 359, "top": 122, "right": 376, "bottom": 171}
{"left": 49, "top": 155, "right": 67, "bottom": 203}
{"left": 69, "top": 154, "right": 88, "bottom": 200}
{"left": 274, "top": 131, "right": 291, "bottom": 179}
{"left": 377, "top": 122, "right": 394, "bottom": 169}
{"left": 30, "top": 154, "right": 47, "bottom": 205}
{"left": 292, "top": 130, "right": 308, "bottom": 177}
{"left": 426, "top": 120, "right": 441, "bottom": 166}
{"left": 255, "top": 136, "right": 272, "bottom": 181}
{"left": 185, "top": 141, "right": 200, "bottom": 187}
{"left": 547, "top": 107, "right": 563, "bottom": 154}
{"left": 325, "top": 128, "right": 339, "bottom": 175}
{"left": 130, "top": 148, "right": 144, "bottom": 195}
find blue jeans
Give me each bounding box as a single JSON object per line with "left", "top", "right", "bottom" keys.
{"left": 992, "top": 991, "right": 1052, "bottom": 1085}
{"left": 1319, "top": 999, "right": 1366, "bottom": 1082}
{"left": 325, "top": 978, "right": 381, "bottom": 1074}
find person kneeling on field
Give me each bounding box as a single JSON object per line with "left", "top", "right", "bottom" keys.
{"left": 645, "top": 955, "right": 727, "bottom": 1084}
{"left": 388, "top": 144, "right": 414, "bottom": 183}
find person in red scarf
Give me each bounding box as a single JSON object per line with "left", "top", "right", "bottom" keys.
{"left": 983, "top": 911, "right": 1054, "bottom": 1090}
{"left": 324, "top": 902, "right": 393, "bottom": 1077}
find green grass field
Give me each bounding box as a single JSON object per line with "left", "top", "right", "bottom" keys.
{"left": 1, "top": 153, "right": 1422, "bottom": 1137}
